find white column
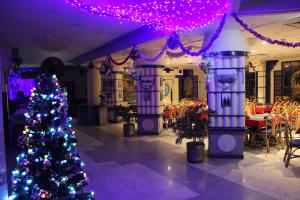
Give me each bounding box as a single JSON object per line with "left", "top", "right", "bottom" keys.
{"left": 134, "top": 50, "right": 165, "bottom": 135}
{"left": 203, "top": 28, "right": 249, "bottom": 159}
{"left": 87, "top": 68, "right": 101, "bottom": 105}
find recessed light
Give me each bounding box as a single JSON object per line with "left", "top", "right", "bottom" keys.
{"left": 262, "top": 41, "right": 267, "bottom": 45}
{"left": 251, "top": 50, "right": 256, "bottom": 53}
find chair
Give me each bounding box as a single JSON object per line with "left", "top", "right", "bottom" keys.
{"left": 271, "top": 105, "right": 288, "bottom": 119}
{"left": 289, "top": 109, "right": 300, "bottom": 130}
{"left": 283, "top": 123, "right": 300, "bottom": 167}
{"left": 245, "top": 102, "right": 256, "bottom": 116}
{"left": 251, "top": 115, "right": 282, "bottom": 153}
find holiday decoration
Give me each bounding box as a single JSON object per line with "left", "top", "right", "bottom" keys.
{"left": 10, "top": 75, "right": 94, "bottom": 200}
{"left": 7, "top": 69, "right": 35, "bottom": 100}
{"left": 64, "top": 0, "right": 230, "bottom": 32}
{"left": 232, "top": 13, "right": 300, "bottom": 48}
{"left": 108, "top": 46, "right": 136, "bottom": 65}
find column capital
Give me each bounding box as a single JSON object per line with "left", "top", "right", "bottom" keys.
{"left": 203, "top": 29, "right": 249, "bottom": 53}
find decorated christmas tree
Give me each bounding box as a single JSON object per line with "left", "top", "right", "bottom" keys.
{"left": 10, "top": 74, "right": 94, "bottom": 200}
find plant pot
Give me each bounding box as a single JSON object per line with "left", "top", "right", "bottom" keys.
{"left": 108, "top": 109, "right": 117, "bottom": 122}
{"left": 123, "top": 123, "right": 135, "bottom": 137}
{"left": 186, "top": 141, "right": 205, "bottom": 163}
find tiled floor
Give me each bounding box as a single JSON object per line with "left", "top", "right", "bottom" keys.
{"left": 75, "top": 123, "right": 300, "bottom": 200}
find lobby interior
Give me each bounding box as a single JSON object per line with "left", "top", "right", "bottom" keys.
{"left": 1, "top": 0, "right": 300, "bottom": 200}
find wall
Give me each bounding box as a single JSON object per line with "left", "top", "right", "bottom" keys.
{"left": 0, "top": 47, "right": 11, "bottom": 200}
{"left": 161, "top": 65, "right": 206, "bottom": 105}
{"left": 60, "top": 65, "right": 87, "bottom": 103}
{"left": 270, "top": 56, "right": 300, "bottom": 103}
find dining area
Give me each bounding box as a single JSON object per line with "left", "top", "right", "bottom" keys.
{"left": 245, "top": 99, "right": 300, "bottom": 167}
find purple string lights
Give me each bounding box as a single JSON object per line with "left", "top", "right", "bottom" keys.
{"left": 64, "top": 0, "right": 230, "bottom": 32}
{"left": 232, "top": 14, "right": 300, "bottom": 48}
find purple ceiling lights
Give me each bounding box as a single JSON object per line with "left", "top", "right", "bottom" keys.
{"left": 64, "top": 0, "right": 231, "bottom": 32}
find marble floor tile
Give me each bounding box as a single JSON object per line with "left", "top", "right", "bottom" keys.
{"left": 75, "top": 122, "right": 300, "bottom": 200}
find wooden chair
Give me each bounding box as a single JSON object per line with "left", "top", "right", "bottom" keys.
{"left": 283, "top": 122, "right": 300, "bottom": 167}
{"left": 271, "top": 105, "right": 288, "bottom": 119}
{"left": 252, "top": 115, "right": 282, "bottom": 153}
{"left": 245, "top": 102, "right": 256, "bottom": 116}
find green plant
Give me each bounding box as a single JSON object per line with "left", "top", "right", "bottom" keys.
{"left": 114, "top": 105, "right": 136, "bottom": 123}
{"left": 174, "top": 106, "right": 214, "bottom": 145}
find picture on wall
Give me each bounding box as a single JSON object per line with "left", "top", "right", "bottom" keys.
{"left": 123, "top": 74, "right": 136, "bottom": 103}
{"left": 291, "top": 70, "right": 300, "bottom": 101}
{"left": 179, "top": 69, "right": 198, "bottom": 100}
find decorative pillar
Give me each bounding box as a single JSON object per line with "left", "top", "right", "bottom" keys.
{"left": 103, "top": 66, "right": 124, "bottom": 107}
{"left": 204, "top": 29, "right": 249, "bottom": 159}
{"left": 0, "top": 47, "right": 11, "bottom": 199}
{"left": 87, "top": 68, "right": 101, "bottom": 105}
{"left": 265, "top": 60, "right": 278, "bottom": 104}
{"left": 134, "top": 54, "right": 165, "bottom": 135}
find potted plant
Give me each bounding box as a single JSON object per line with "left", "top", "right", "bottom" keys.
{"left": 115, "top": 105, "right": 136, "bottom": 137}
{"left": 107, "top": 105, "right": 123, "bottom": 122}
{"left": 174, "top": 106, "right": 212, "bottom": 163}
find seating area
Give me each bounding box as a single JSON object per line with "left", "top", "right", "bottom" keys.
{"left": 245, "top": 99, "right": 300, "bottom": 166}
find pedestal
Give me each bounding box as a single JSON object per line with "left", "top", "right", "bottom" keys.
{"left": 137, "top": 114, "right": 163, "bottom": 135}
{"left": 208, "top": 128, "right": 244, "bottom": 159}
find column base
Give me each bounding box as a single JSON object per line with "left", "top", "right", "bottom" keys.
{"left": 137, "top": 114, "right": 163, "bottom": 135}
{"left": 208, "top": 127, "right": 245, "bottom": 159}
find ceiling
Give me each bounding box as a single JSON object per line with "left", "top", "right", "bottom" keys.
{"left": 104, "top": 12, "right": 300, "bottom": 66}
{"left": 0, "top": 0, "right": 300, "bottom": 66}
{"left": 0, "top": 0, "right": 140, "bottom": 65}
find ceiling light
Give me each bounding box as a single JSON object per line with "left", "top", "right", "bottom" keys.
{"left": 262, "top": 41, "right": 267, "bottom": 45}
{"left": 251, "top": 50, "right": 256, "bottom": 53}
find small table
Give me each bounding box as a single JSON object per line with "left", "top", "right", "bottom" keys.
{"left": 246, "top": 116, "right": 266, "bottom": 132}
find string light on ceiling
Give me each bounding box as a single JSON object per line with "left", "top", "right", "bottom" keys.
{"left": 64, "top": 0, "right": 231, "bottom": 32}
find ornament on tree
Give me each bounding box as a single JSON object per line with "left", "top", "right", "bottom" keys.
{"left": 10, "top": 74, "right": 94, "bottom": 200}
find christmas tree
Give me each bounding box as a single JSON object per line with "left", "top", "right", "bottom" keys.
{"left": 10, "top": 74, "right": 94, "bottom": 200}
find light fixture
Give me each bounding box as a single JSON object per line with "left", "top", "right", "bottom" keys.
{"left": 262, "top": 41, "right": 267, "bottom": 45}
{"left": 251, "top": 49, "right": 256, "bottom": 53}
{"left": 64, "top": 0, "right": 230, "bottom": 32}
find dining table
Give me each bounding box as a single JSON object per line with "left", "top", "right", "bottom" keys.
{"left": 245, "top": 114, "right": 268, "bottom": 132}
{"left": 255, "top": 105, "right": 273, "bottom": 114}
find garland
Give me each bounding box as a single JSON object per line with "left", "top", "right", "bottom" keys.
{"left": 166, "top": 47, "right": 192, "bottom": 58}
{"left": 108, "top": 46, "right": 136, "bottom": 65}
{"left": 137, "top": 44, "right": 168, "bottom": 62}
{"left": 98, "top": 14, "right": 227, "bottom": 66}
{"left": 232, "top": 13, "right": 300, "bottom": 48}
{"left": 175, "top": 14, "right": 227, "bottom": 56}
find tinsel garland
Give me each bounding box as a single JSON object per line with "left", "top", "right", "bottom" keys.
{"left": 175, "top": 14, "right": 227, "bottom": 56}
{"left": 232, "top": 13, "right": 300, "bottom": 48}
{"left": 166, "top": 46, "right": 192, "bottom": 58}
{"left": 137, "top": 44, "right": 169, "bottom": 62}
{"left": 108, "top": 46, "right": 136, "bottom": 65}
{"left": 96, "top": 14, "right": 227, "bottom": 66}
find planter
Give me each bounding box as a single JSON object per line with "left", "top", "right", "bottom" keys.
{"left": 107, "top": 109, "right": 117, "bottom": 122}
{"left": 186, "top": 141, "right": 205, "bottom": 163}
{"left": 123, "top": 123, "right": 135, "bottom": 137}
